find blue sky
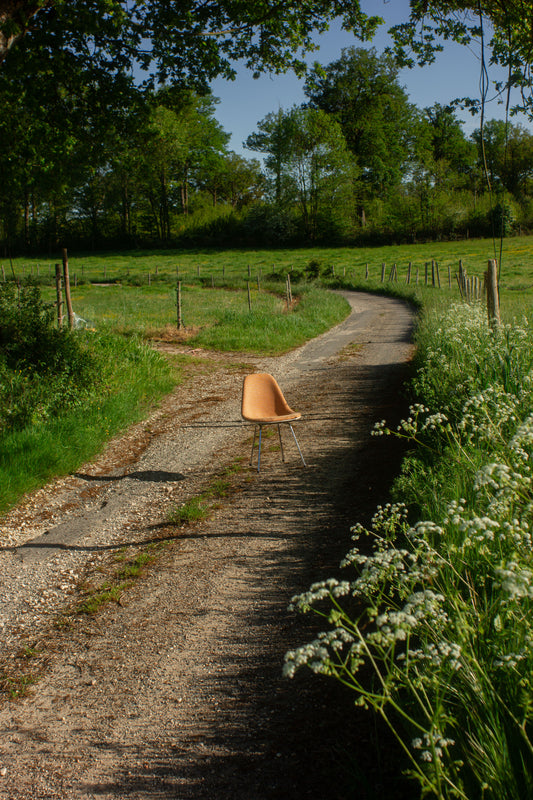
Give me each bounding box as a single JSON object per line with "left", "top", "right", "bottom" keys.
{"left": 210, "top": 1, "right": 531, "bottom": 158}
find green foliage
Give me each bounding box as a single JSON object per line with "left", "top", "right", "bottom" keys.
{"left": 286, "top": 301, "right": 533, "bottom": 799}
{"left": 0, "top": 282, "right": 98, "bottom": 432}
{"left": 304, "top": 47, "right": 414, "bottom": 201}
{"left": 0, "top": 326, "right": 176, "bottom": 515}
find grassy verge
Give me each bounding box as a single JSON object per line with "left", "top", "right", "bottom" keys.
{"left": 0, "top": 333, "right": 177, "bottom": 516}
{"left": 285, "top": 297, "right": 533, "bottom": 799}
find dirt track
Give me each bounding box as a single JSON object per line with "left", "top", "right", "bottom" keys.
{"left": 0, "top": 292, "right": 415, "bottom": 800}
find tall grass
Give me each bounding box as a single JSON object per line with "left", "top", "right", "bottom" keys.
{"left": 285, "top": 301, "right": 533, "bottom": 799}
{"left": 193, "top": 287, "right": 350, "bottom": 352}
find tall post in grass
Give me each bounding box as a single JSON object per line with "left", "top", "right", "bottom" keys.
{"left": 486, "top": 259, "right": 501, "bottom": 328}
{"left": 381, "top": 263, "right": 386, "bottom": 282}
{"left": 176, "top": 280, "right": 183, "bottom": 330}
{"left": 62, "top": 248, "right": 74, "bottom": 329}
{"left": 406, "top": 262, "right": 412, "bottom": 284}
{"left": 456, "top": 271, "right": 464, "bottom": 299}
{"left": 435, "top": 261, "right": 441, "bottom": 289}
{"left": 448, "top": 264, "right": 452, "bottom": 288}
{"left": 365, "top": 263, "right": 369, "bottom": 279}
{"left": 247, "top": 280, "right": 252, "bottom": 312}
{"left": 55, "top": 264, "right": 63, "bottom": 328}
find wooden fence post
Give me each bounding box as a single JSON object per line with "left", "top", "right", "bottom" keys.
{"left": 247, "top": 281, "right": 252, "bottom": 312}
{"left": 406, "top": 262, "right": 412, "bottom": 284}
{"left": 176, "top": 280, "right": 183, "bottom": 330}
{"left": 381, "top": 263, "right": 386, "bottom": 282}
{"left": 486, "top": 259, "right": 501, "bottom": 328}
{"left": 365, "top": 263, "right": 369, "bottom": 279}
{"left": 55, "top": 264, "right": 63, "bottom": 328}
{"left": 62, "top": 248, "right": 74, "bottom": 329}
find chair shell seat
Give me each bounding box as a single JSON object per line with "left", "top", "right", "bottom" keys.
{"left": 242, "top": 411, "right": 301, "bottom": 424}
{"left": 241, "top": 373, "right": 306, "bottom": 471}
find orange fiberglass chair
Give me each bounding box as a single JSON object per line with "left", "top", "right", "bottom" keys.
{"left": 241, "top": 373, "right": 306, "bottom": 472}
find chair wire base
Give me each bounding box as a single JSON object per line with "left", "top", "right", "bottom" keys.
{"left": 249, "top": 423, "right": 306, "bottom": 472}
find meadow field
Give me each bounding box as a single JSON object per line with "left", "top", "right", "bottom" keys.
{"left": 5, "top": 235, "right": 532, "bottom": 340}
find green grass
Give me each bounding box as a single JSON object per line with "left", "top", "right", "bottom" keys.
{"left": 8, "top": 235, "right": 532, "bottom": 328}
{"left": 0, "top": 334, "right": 177, "bottom": 515}
{"left": 7, "top": 236, "right": 533, "bottom": 292}
{"left": 2, "top": 235, "right": 532, "bottom": 516}
{"left": 285, "top": 297, "right": 533, "bottom": 800}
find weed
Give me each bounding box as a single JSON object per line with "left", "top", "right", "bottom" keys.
{"left": 168, "top": 497, "right": 209, "bottom": 525}
{"left": 0, "top": 672, "right": 37, "bottom": 699}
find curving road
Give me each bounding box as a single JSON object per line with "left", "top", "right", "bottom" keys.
{"left": 0, "top": 292, "right": 415, "bottom": 800}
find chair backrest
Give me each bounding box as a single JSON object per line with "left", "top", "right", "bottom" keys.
{"left": 241, "top": 373, "right": 294, "bottom": 421}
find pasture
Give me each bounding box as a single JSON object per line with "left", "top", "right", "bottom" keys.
{"left": 5, "top": 236, "right": 533, "bottom": 345}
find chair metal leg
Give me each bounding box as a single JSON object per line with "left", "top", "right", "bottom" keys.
{"left": 257, "top": 426, "right": 262, "bottom": 472}
{"left": 277, "top": 424, "right": 285, "bottom": 462}
{"left": 250, "top": 425, "right": 258, "bottom": 466}
{"left": 289, "top": 424, "right": 307, "bottom": 467}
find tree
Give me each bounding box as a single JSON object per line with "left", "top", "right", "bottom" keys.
{"left": 196, "top": 152, "right": 264, "bottom": 208}
{"left": 248, "top": 105, "right": 356, "bottom": 239}
{"left": 304, "top": 47, "right": 417, "bottom": 223}
{"left": 1, "top": 1, "right": 532, "bottom": 120}
{"left": 245, "top": 109, "right": 300, "bottom": 205}
{"left": 472, "top": 119, "right": 533, "bottom": 199}
{"left": 0, "top": 1, "right": 382, "bottom": 80}
{"left": 388, "top": 1, "right": 533, "bottom": 118}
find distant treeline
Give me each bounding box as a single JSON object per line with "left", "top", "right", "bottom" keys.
{"left": 1, "top": 48, "right": 532, "bottom": 254}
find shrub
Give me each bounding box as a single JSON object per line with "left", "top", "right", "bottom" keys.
{"left": 0, "top": 281, "right": 98, "bottom": 433}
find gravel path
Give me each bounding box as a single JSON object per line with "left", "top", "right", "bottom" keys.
{"left": 0, "top": 292, "right": 415, "bottom": 800}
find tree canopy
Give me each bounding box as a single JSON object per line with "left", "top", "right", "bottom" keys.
{"left": 0, "top": 0, "right": 381, "bottom": 85}
{"left": 1, "top": 1, "right": 532, "bottom": 113}
{"left": 304, "top": 47, "right": 415, "bottom": 202}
